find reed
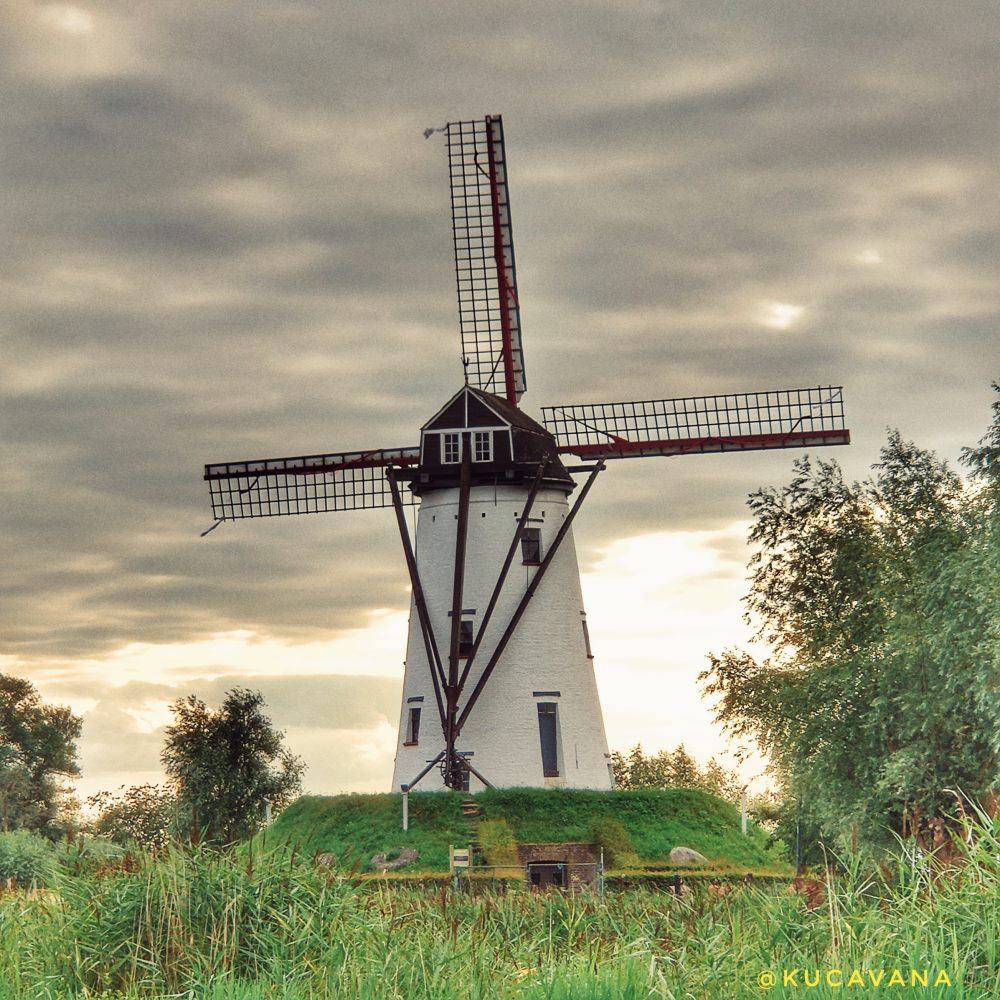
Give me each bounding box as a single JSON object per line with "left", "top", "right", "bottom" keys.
{"left": 0, "top": 824, "right": 998, "bottom": 999}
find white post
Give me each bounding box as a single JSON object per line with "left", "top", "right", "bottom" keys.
{"left": 740, "top": 788, "right": 748, "bottom": 836}
{"left": 262, "top": 797, "right": 273, "bottom": 826}
{"left": 401, "top": 784, "right": 409, "bottom": 832}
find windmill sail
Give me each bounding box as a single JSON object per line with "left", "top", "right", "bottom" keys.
{"left": 542, "top": 386, "right": 849, "bottom": 459}
{"left": 446, "top": 116, "right": 526, "bottom": 405}
{"left": 204, "top": 446, "right": 420, "bottom": 520}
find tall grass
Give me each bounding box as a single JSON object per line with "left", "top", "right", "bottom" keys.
{"left": 0, "top": 821, "right": 998, "bottom": 999}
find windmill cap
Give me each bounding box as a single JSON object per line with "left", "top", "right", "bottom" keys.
{"left": 412, "top": 385, "right": 575, "bottom": 494}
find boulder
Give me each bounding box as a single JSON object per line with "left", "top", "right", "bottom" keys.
{"left": 669, "top": 846, "right": 708, "bottom": 865}
{"left": 371, "top": 847, "right": 420, "bottom": 872}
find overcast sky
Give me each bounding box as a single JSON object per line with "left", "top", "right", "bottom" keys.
{"left": 3, "top": 0, "right": 997, "bottom": 801}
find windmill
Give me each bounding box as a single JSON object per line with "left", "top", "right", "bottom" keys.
{"left": 204, "top": 115, "right": 850, "bottom": 793}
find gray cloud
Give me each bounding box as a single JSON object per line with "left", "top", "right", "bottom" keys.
{"left": 2, "top": 1, "right": 997, "bottom": 786}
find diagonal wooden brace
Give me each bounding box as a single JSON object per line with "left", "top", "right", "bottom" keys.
{"left": 455, "top": 460, "right": 605, "bottom": 735}
{"left": 443, "top": 450, "right": 472, "bottom": 787}
{"left": 457, "top": 463, "right": 545, "bottom": 694}
{"left": 387, "top": 466, "right": 447, "bottom": 728}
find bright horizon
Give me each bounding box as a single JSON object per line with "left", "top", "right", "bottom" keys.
{"left": 40, "top": 519, "right": 767, "bottom": 803}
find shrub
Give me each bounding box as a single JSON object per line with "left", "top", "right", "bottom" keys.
{"left": 478, "top": 818, "right": 518, "bottom": 866}
{"left": 0, "top": 829, "right": 57, "bottom": 886}
{"left": 88, "top": 783, "right": 178, "bottom": 850}
{"left": 587, "top": 816, "right": 637, "bottom": 869}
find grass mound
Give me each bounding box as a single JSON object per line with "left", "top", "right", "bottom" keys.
{"left": 266, "top": 787, "right": 779, "bottom": 872}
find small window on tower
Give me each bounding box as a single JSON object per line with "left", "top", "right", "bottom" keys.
{"left": 404, "top": 706, "right": 421, "bottom": 746}
{"left": 537, "top": 702, "right": 560, "bottom": 777}
{"left": 442, "top": 433, "right": 460, "bottom": 464}
{"left": 521, "top": 527, "right": 542, "bottom": 565}
{"left": 473, "top": 431, "right": 492, "bottom": 462}
{"left": 459, "top": 619, "right": 474, "bottom": 657}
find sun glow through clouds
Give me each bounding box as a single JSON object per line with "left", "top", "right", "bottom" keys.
{"left": 40, "top": 4, "right": 94, "bottom": 35}
{"left": 582, "top": 524, "right": 760, "bottom": 765}
{"left": 758, "top": 301, "right": 805, "bottom": 330}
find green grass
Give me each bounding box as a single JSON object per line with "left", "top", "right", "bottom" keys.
{"left": 266, "top": 787, "right": 779, "bottom": 872}
{"left": 1, "top": 827, "right": 999, "bottom": 998}
{"left": 266, "top": 789, "right": 471, "bottom": 870}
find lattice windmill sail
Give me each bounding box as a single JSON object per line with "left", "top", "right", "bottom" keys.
{"left": 447, "top": 116, "right": 525, "bottom": 404}
{"left": 543, "top": 387, "right": 848, "bottom": 459}
{"left": 203, "top": 115, "right": 850, "bottom": 794}
{"left": 205, "top": 446, "right": 420, "bottom": 519}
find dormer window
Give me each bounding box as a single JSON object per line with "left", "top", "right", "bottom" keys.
{"left": 442, "top": 433, "right": 460, "bottom": 464}
{"left": 473, "top": 431, "right": 492, "bottom": 462}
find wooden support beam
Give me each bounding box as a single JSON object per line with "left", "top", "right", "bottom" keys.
{"left": 387, "top": 467, "right": 446, "bottom": 728}
{"left": 455, "top": 461, "right": 604, "bottom": 734}
{"left": 443, "top": 450, "right": 472, "bottom": 788}
{"left": 457, "top": 463, "right": 545, "bottom": 693}
{"left": 404, "top": 750, "right": 445, "bottom": 791}
{"left": 462, "top": 755, "right": 494, "bottom": 790}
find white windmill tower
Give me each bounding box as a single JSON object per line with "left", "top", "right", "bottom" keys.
{"left": 204, "top": 115, "right": 850, "bottom": 793}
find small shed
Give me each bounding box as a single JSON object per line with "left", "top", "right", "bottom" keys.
{"left": 517, "top": 842, "right": 600, "bottom": 890}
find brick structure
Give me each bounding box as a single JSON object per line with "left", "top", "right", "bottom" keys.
{"left": 517, "top": 842, "right": 600, "bottom": 890}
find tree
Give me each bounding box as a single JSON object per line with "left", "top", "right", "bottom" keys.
{"left": 700, "top": 395, "right": 1000, "bottom": 854}
{"left": 0, "top": 675, "right": 82, "bottom": 837}
{"left": 611, "top": 742, "right": 744, "bottom": 800}
{"left": 161, "top": 688, "right": 304, "bottom": 844}
{"left": 88, "top": 784, "right": 178, "bottom": 851}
